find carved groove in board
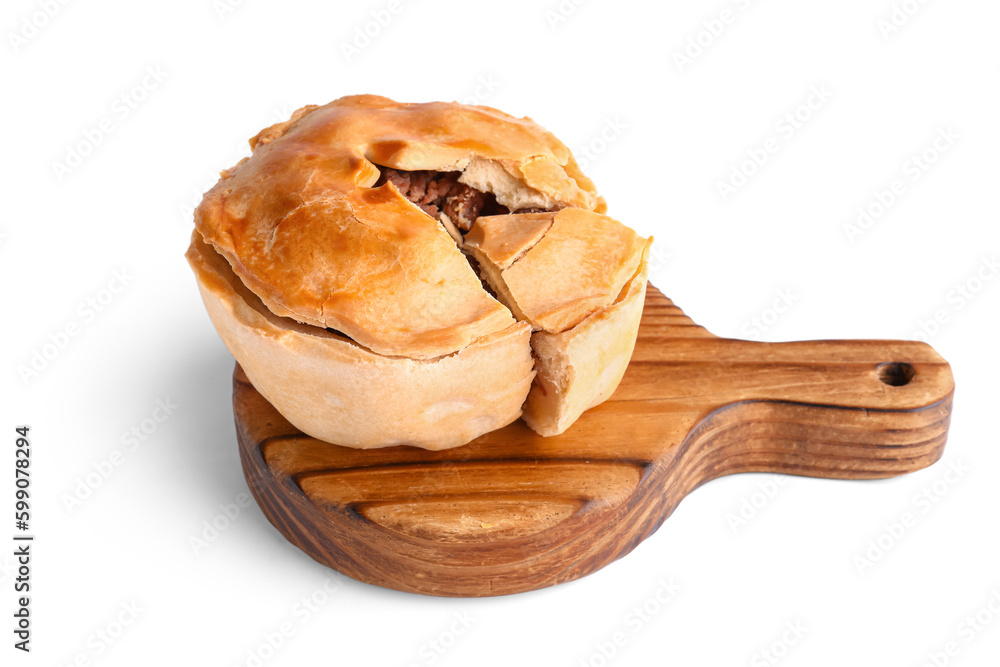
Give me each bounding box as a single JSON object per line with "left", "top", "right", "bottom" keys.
{"left": 356, "top": 498, "right": 585, "bottom": 543}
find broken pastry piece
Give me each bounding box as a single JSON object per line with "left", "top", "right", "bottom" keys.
{"left": 465, "top": 209, "right": 651, "bottom": 435}
{"left": 186, "top": 95, "right": 652, "bottom": 449}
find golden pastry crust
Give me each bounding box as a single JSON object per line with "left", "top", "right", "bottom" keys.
{"left": 465, "top": 210, "right": 651, "bottom": 436}
{"left": 194, "top": 95, "right": 602, "bottom": 359}
{"left": 465, "top": 208, "right": 648, "bottom": 333}
{"left": 186, "top": 233, "right": 535, "bottom": 450}
{"left": 522, "top": 242, "right": 651, "bottom": 436}
{"left": 187, "top": 95, "right": 653, "bottom": 449}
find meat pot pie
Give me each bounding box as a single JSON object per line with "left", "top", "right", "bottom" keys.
{"left": 186, "top": 95, "right": 651, "bottom": 449}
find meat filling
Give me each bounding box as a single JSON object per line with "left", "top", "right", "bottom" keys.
{"left": 378, "top": 168, "right": 549, "bottom": 232}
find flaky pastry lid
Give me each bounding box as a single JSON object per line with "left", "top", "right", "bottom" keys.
{"left": 466, "top": 209, "right": 649, "bottom": 334}
{"left": 194, "top": 95, "right": 604, "bottom": 359}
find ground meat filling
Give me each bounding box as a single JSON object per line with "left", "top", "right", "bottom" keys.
{"left": 377, "top": 167, "right": 549, "bottom": 232}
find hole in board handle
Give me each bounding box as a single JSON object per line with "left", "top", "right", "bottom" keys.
{"left": 877, "top": 362, "right": 916, "bottom": 387}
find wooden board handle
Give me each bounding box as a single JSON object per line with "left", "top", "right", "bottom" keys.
{"left": 643, "top": 337, "right": 955, "bottom": 483}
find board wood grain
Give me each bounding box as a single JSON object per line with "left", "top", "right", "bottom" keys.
{"left": 233, "top": 285, "right": 954, "bottom": 597}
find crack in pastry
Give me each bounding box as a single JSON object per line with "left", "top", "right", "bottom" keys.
{"left": 465, "top": 209, "right": 652, "bottom": 435}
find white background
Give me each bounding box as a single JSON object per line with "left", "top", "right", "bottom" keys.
{"left": 3, "top": 0, "right": 999, "bottom": 665}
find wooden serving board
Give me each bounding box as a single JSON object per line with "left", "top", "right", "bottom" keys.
{"left": 233, "top": 285, "right": 954, "bottom": 597}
